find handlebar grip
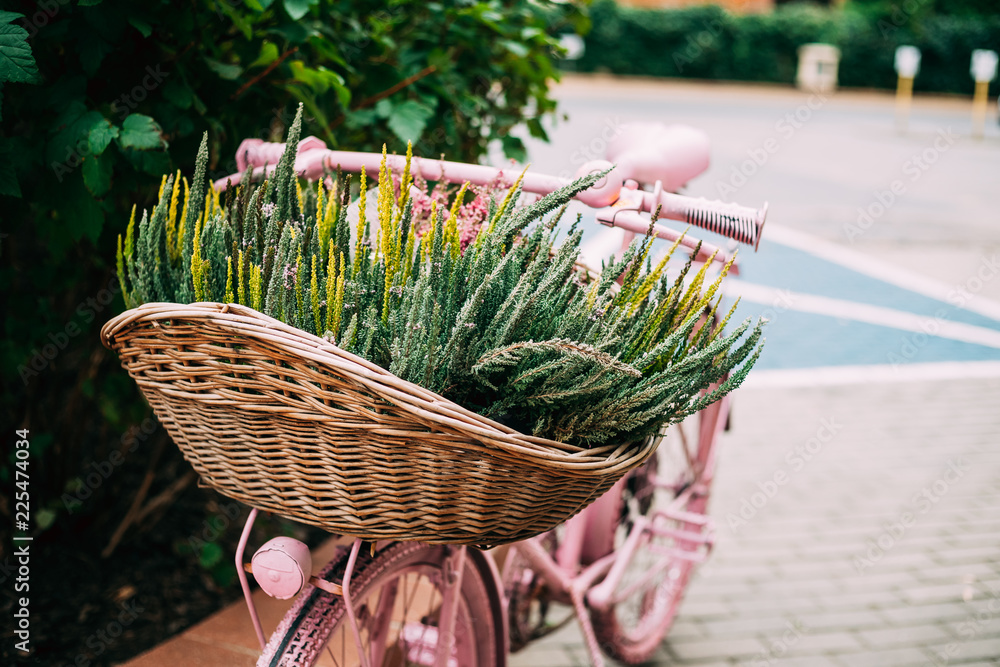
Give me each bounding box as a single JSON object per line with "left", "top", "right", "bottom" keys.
{"left": 659, "top": 193, "right": 767, "bottom": 250}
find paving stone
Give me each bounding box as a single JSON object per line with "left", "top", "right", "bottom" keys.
{"left": 778, "top": 628, "right": 865, "bottom": 654}
{"left": 926, "top": 636, "right": 1000, "bottom": 664}
{"left": 665, "top": 635, "right": 769, "bottom": 662}
{"left": 877, "top": 602, "right": 972, "bottom": 625}
{"left": 856, "top": 622, "right": 954, "bottom": 650}
{"left": 828, "top": 645, "right": 936, "bottom": 666}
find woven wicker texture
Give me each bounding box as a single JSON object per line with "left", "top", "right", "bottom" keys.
{"left": 101, "top": 302, "right": 657, "bottom": 545}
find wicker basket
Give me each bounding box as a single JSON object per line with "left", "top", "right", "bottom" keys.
{"left": 101, "top": 302, "right": 657, "bottom": 546}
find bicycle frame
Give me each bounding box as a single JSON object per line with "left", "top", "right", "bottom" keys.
{"left": 503, "top": 390, "right": 727, "bottom": 667}
{"left": 223, "top": 138, "right": 752, "bottom": 667}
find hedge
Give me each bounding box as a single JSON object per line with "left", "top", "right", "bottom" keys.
{"left": 576, "top": 1, "right": 1000, "bottom": 96}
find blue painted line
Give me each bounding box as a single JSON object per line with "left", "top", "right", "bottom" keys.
{"left": 562, "top": 204, "right": 1000, "bottom": 370}
{"left": 728, "top": 302, "right": 1000, "bottom": 371}
{"left": 736, "top": 242, "right": 1000, "bottom": 332}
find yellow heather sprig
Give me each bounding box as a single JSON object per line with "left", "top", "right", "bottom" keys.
{"left": 191, "top": 218, "right": 204, "bottom": 301}
{"left": 310, "top": 254, "right": 321, "bottom": 334}
{"left": 316, "top": 179, "right": 325, "bottom": 223}
{"left": 225, "top": 256, "right": 234, "bottom": 303}
{"left": 422, "top": 200, "right": 438, "bottom": 262}
{"left": 237, "top": 249, "right": 246, "bottom": 305}
{"left": 392, "top": 142, "right": 413, "bottom": 229}
{"left": 249, "top": 265, "right": 263, "bottom": 311}
{"left": 354, "top": 167, "right": 368, "bottom": 274}
{"left": 177, "top": 177, "right": 190, "bottom": 258}
{"left": 333, "top": 252, "right": 345, "bottom": 337}
{"left": 377, "top": 146, "right": 392, "bottom": 264}
{"left": 166, "top": 169, "right": 181, "bottom": 261}
{"left": 628, "top": 234, "right": 684, "bottom": 315}
{"left": 295, "top": 249, "right": 305, "bottom": 325}
{"left": 124, "top": 204, "right": 136, "bottom": 260}
{"left": 116, "top": 235, "right": 128, "bottom": 307}
{"left": 324, "top": 245, "right": 345, "bottom": 337}
{"left": 673, "top": 249, "right": 719, "bottom": 326}
{"left": 445, "top": 182, "right": 468, "bottom": 259}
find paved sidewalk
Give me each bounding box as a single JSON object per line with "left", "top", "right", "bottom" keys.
{"left": 510, "top": 374, "right": 1000, "bottom": 666}
{"left": 127, "top": 374, "right": 1000, "bottom": 666}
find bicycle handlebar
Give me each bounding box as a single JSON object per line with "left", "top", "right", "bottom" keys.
{"left": 216, "top": 138, "right": 766, "bottom": 252}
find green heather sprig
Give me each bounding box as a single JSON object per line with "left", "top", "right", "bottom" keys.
{"left": 118, "top": 105, "right": 765, "bottom": 449}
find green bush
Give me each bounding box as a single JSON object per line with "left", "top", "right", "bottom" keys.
{"left": 577, "top": 0, "right": 1000, "bottom": 96}
{"left": 0, "top": 0, "right": 586, "bottom": 542}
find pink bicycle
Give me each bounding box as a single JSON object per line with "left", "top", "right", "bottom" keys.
{"left": 192, "top": 124, "right": 767, "bottom": 667}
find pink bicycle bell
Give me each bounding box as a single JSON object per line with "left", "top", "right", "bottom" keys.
{"left": 251, "top": 537, "right": 312, "bottom": 600}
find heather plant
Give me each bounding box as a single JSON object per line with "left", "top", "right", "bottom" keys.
{"left": 118, "top": 107, "right": 764, "bottom": 449}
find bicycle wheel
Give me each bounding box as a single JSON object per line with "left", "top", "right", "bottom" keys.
{"left": 587, "top": 407, "right": 720, "bottom": 664}
{"left": 259, "top": 542, "right": 504, "bottom": 667}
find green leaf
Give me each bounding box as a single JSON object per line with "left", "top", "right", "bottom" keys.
{"left": 122, "top": 146, "right": 171, "bottom": 176}
{"left": 66, "top": 176, "right": 106, "bottom": 243}
{"left": 47, "top": 106, "right": 102, "bottom": 166}
{"left": 82, "top": 153, "right": 113, "bottom": 198}
{"left": 0, "top": 21, "right": 40, "bottom": 84}
{"left": 387, "top": 99, "right": 435, "bottom": 144}
{"left": 500, "top": 40, "right": 530, "bottom": 58}
{"left": 374, "top": 98, "right": 393, "bottom": 119}
{"left": 249, "top": 42, "right": 279, "bottom": 68}
{"left": 205, "top": 57, "right": 243, "bottom": 81}
{"left": 162, "top": 79, "right": 193, "bottom": 110}
{"left": 35, "top": 508, "right": 57, "bottom": 531}
{"left": 78, "top": 0, "right": 104, "bottom": 5}
{"left": 88, "top": 118, "right": 119, "bottom": 156}
{"left": 289, "top": 61, "right": 344, "bottom": 96}
{"left": 501, "top": 135, "right": 527, "bottom": 163}
{"left": 78, "top": 32, "right": 113, "bottom": 77}
{"left": 344, "top": 108, "right": 377, "bottom": 130}
{"left": 199, "top": 542, "right": 224, "bottom": 569}
{"left": 118, "top": 114, "right": 166, "bottom": 151}
{"left": 128, "top": 17, "right": 153, "bottom": 38}
{"left": 216, "top": 1, "right": 253, "bottom": 40}
{"left": 283, "top": 0, "right": 311, "bottom": 20}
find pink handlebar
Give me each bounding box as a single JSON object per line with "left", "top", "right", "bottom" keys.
{"left": 216, "top": 138, "right": 766, "bottom": 251}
